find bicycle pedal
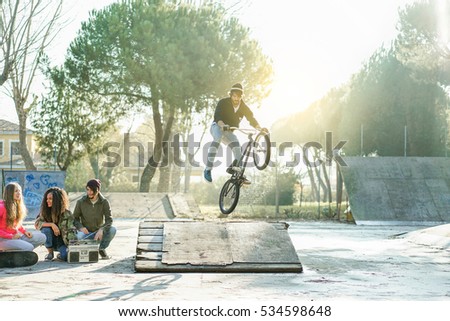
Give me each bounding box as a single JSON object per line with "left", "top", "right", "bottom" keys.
{"left": 232, "top": 166, "right": 242, "bottom": 173}
{"left": 226, "top": 166, "right": 242, "bottom": 174}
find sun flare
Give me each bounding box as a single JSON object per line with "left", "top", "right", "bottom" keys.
{"left": 437, "top": 0, "right": 449, "bottom": 46}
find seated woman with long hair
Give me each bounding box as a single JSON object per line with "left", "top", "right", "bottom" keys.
{"left": 35, "top": 187, "right": 76, "bottom": 261}
{"left": 0, "top": 182, "right": 46, "bottom": 251}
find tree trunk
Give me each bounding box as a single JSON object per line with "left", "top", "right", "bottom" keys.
{"left": 299, "top": 184, "right": 303, "bottom": 207}
{"left": 307, "top": 167, "right": 318, "bottom": 202}
{"left": 171, "top": 163, "right": 181, "bottom": 193}
{"left": 183, "top": 154, "right": 193, "bottom": 193}
{"left": 314, "top": 165, "right": 328, "bottom": 202}
{"left": 140, "top": 161, "right": 157, "bottom": 192}
{"left": 88, "top": 153, "right": 99, "bottom": 178}
{"left": 140, "top": 95, "right": 163, "bottom": 192}
{"left": 0, "top": 0, "right": 19, "bottom": 86}
{"left": 321, "top": 162, "right": 332, "bottom": 203}
{"left": 16, "top": 104, "right": 36, "bottom": 170}
{"left": 140, "top": 97, "right": 176, "bottom": 193}
{"left": 336, "top": 166, "right": 344, "bottom": 220}
{"left": 157, "top": 142, "right": 171, "bottom": 192}
{"left": 157, "top": 106, "right": 176, "bottom": 192}
{"left": 88, "top": 153, "right": 112, "bottom": 190}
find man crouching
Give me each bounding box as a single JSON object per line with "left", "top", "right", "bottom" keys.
{"left": 73, "top": 179, "right": 116, "bottom": 259}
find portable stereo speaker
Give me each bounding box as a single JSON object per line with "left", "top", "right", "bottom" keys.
{"left": 67, "top": 240, "right": 100, "bottom": 263}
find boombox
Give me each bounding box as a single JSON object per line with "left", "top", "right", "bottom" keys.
{"left": 68, "top": 240, "right": 99, "bottom": 263}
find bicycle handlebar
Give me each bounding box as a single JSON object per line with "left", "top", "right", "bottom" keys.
{"left": 223, "top": 126, "right": 269, "bottom": 135}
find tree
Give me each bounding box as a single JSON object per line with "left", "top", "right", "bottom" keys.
{"left": 395, "top": 0, "right": 450, "bottom": 87}
{"left": 340, "top": 47, "right": 447, "bottom": 156}
{"left": 1, "top": 0, "right": 63, "bottom": 170}
{"left": 0, "top": 0, "right": 19, "bottom": 85}
{"left": 272, "top": 44, "right": 448, "bottom": 157}
{"left": 63, "top": 0, "right": 272, "bottom": 192}
{"left": 264, "top": 167, "right": 297, "bottom": 206}
{"left": 32, "top": 63, "right": 129, "bottom": 171}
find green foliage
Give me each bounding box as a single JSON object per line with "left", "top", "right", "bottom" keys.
{"left": 65, "top": 0, "right": 272, "bottom": 112}
{"left": 58, "top": 0, "right": 273, "bottom": 189}
{"left": 271, "top": 1, "right": 449, "bottom": 158}
{"left": 192, "top": 166, "right": 297, "bottom": 207}
{"left": 395, "top": 0, "right": 450, "bottom": 86}
{"left": 64, "top": 157, "right": 95, "bottom": 192}
{"left": 191, "top": 176, "right": 227, "bottom": 205}
{"left": 250, "top": 166, "right": 297, "bottom": 206}
{"left": 198, "top": 203, "right": 335, "bottom": 221}
{"left": 32, "top": 63, "right": 128, "bottom": 170}
{"left": 340, "top": 47, "right": 447, "bottom": 156}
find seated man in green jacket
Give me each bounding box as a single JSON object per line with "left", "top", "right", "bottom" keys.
{"left": 73, "top": 179, "right": 116, "bottom": 259}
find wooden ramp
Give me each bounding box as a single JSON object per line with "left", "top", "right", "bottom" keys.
{"left": 135, "top": 220, "right": 303, "bottom": 273}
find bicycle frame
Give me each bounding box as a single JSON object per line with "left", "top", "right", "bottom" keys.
{"left": 227, "top": 127, "right": 258, "bottom": 185}
{"left": 219, "top": 127, "right": 270, "bottom": 215}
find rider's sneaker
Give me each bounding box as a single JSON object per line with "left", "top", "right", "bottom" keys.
{"left": 226, "top": 160, "right": 239, "bottom": 174}
{"left": 242, "top": 176, "right": 251, "bottom": 185}
{"left": 204, "top": 169, "right": 212, "bottom": 182}
{"left": 227, "top": 166, "right": 242, "bottom": 174}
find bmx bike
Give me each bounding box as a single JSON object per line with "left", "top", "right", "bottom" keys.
{"left": 219, "top": 126, "right": 271, "bottom": 214}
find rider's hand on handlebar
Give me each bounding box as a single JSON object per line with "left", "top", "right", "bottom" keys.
{"left": 260, "top": 127, "right": 269, "bottom": 135}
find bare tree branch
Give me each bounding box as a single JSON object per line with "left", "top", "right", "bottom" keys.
{"left": 1, "top": 0, "right": 64, "bottom": 170}
{"left": 0, "top": 0, "right": 19, "bottom": 85}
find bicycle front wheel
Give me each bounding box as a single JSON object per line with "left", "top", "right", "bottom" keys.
{"left": 219, "top": 179, "right": 240, "bottom": 214}
{"left": 253, "top": 132, "right": 271, "bottom": 170}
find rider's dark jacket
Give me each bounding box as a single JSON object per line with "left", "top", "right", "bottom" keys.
{"left": 213, "top": 97, "right": 260, "bottom": 128}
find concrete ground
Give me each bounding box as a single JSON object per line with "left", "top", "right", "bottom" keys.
{"left": 1, "top": 219, "right": 449, "bottom": 301}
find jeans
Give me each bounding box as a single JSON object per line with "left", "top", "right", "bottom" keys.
{"left": 205, "top": 123, "right": 242, "bottom": 170}
{"left": 76, "top": 226, "right": 116, "bottom": 250}
{"left": 0, "top": 231, "right": 46, "bottom": 251}
{"left": 41, "top": 227, "right": 68, "bottom": 260}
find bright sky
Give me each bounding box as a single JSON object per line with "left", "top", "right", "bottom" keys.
{"left": 1, "top": 0, "right": 418, "bottom": 128}
{"left": 238, "top": 0, "right": 418, "bottom": 127}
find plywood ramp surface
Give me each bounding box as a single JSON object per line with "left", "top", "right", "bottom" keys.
{"left": 135, "top": 220, "right": 302, "bottom": 273}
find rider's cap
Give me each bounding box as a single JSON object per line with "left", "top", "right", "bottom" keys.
{"left": 230, "top": 83, "right": 244, "bottom": 95}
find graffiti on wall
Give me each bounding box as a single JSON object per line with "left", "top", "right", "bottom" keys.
{"left": 3, "top": 171, "right": 66, "bottom": 219}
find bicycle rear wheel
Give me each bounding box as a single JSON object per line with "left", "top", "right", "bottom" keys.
{"left": 219, "top": 179, "right": 240, "bottom": 214}
{"left": 253, "top": 133, "right": 271, "bottom": 170}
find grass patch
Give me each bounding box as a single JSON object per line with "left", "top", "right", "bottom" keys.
{"left": 198, "top": 202, "right": 353, "bottom": 222}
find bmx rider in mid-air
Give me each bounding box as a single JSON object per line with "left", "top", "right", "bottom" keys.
{"left": 204, "top": 83, "right": 263, "bottom": 184}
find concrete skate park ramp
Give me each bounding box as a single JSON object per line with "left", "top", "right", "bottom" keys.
{"left": 135, "top": 220, "right": 303, "bottom": 273}
{"left": 69, "top": 192, "right": 200, "bottom": 219}
{"left": 340, "top": 157, "right": 450, "bottom": 224}
{"left": 404, "top": 223, "right": 450, "bottom": 249}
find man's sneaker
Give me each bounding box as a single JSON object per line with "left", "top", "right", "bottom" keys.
{"left": 204, "top": 169, "right": 212, "bottom": 182}
{"left": 53, "top": 254, "right": 65, "bottom": 262}
{"left": 242, "top": 177, "right": 251, "bottom": 185}
{"left": 99, "top": 249, "right": 111, "bottom": 260}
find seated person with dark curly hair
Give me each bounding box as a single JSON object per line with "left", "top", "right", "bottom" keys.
{"left": 35, "top": 187, "right": 77, "bottom": 261}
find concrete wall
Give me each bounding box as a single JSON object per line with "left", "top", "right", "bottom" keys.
{"left": 340, "top": 157, "right": 450, "bottom": 224}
